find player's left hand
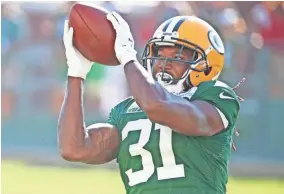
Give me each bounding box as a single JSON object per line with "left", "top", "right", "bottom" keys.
{"left": 106, "top": 12, "right": 137, "bottom": 66}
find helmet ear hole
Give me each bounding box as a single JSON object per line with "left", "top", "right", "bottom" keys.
{"left": 204, "top": 66, "right": 212, "bottom": 76}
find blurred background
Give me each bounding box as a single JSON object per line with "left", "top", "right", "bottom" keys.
{"left": 1, "top": 1, "right": 284, "bottom": 194}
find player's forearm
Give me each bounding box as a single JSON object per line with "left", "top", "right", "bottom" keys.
{"left": 57, "top": 77, "right": 86, "bottom": 161}
{"left": 124, "top": 61, "right": 166, "bottom": 110}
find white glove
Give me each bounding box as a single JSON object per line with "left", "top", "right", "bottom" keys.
{"left": 63, "top": 20, "right": 93, "bottom": 80}
{"left": 106, "top": 12, "right": 138, "bottom": 66}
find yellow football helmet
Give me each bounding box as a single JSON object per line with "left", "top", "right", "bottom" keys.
{"left": 141, "top": 16, "right": 225, "bottom": 93}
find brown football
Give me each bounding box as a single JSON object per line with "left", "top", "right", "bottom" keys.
{"left": 68, "top": 2, "right": 120, "bottom": 66}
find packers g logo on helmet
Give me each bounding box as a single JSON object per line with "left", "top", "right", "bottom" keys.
{"left": 208, "top": 30, "right": 225, "bottom": 54}
{"left": 141, "top": 16, "right": 225, "bottom": 92}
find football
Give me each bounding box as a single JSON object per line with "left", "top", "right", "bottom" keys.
{"left": 68, "top": 2, "right": 120, "bottom": 66}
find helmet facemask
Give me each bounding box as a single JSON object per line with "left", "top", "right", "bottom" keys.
{"left": 142, "top": 37, "right": 209, "bottom": 94}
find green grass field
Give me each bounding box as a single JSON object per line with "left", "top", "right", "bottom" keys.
{"left": 2, "top": 160, "right": 284, "bottom": 194}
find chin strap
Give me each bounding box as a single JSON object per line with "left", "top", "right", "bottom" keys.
{"left": 155, "top": 69, "right": 191, "bottom": 94}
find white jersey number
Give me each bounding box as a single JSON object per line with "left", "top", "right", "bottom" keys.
{"left": 122, "top": 119, "right": 185, "bottom": 186}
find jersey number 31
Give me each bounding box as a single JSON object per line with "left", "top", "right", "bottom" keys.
{"left": 122, "top": 119, "right": 185, "bottom": 186}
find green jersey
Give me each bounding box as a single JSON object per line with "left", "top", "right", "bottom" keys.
{"left": 107, "top": 80, "right": 240, "bottom": 194}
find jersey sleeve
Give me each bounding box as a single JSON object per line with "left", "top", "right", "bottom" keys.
{"left": 190, "top": 83, "right": 240, "bottom": 128}
{"left": 106, "top": 97, "right": 134, "bottom": 128}
{"left": 107, "top": 105, "right": 120, "bottom": 128}
{"left": 203, "top": 87, "right": 239, "bottom": 127}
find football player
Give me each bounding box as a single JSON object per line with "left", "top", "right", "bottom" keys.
{"left": 58, "top": 12, "right": 242, "bottom": 194}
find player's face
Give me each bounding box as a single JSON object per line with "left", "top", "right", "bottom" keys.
{"left": 152, "top": 46, "right": 194, "bottom": 80}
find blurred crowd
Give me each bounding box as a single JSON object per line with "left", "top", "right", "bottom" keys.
{"left": 2, "top": 1, "right": 284, "bottom": 120}
{"left": 2, "top": 2, "right": 284, "bottom": 159}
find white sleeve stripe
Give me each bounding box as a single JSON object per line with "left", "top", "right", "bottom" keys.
{"left": 214, "top": 106, "right": 229, "bottom": 128}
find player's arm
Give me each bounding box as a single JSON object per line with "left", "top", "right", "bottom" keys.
{"left": 58, "top": 77, "right": 120, "bottom": 164}
{"left": 58, "top": 21, "right": 120, "bottom": 164}
{"left": 124, "top": 61, "right": 226, "bottom": 136}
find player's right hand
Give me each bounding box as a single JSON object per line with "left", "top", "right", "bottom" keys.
{"left": 63, "top": 20, "right": 93, "bottom": 80}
